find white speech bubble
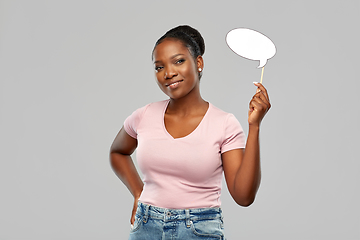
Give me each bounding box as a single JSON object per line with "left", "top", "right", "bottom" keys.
{"left": 226, "top": 28, "right": 276, "bottom": 68}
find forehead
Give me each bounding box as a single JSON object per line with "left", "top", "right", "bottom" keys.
{"left": 153, "top": 39, "right": 191, "bottom": 61}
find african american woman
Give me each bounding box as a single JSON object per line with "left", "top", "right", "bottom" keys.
{"left": 110, "top": 25, "right": 271, "bottom": 239}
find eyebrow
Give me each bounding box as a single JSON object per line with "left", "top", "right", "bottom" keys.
{"left": 154, "top": 54, "right": 185, "bottom": 64}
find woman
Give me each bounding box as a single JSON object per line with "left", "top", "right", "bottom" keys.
{"left": 110, "top": 25, "right": 271, "bottom": 239}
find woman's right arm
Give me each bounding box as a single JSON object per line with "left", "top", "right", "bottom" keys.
{"left": 109, "top": 127, "right": 143, "bottom": 224}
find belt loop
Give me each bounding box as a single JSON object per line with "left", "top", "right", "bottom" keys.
{"left": 185, "top": 209, "right": 191, "bottom": 228}
{"left": 219, "top": 208, "right": 224, "bottom": 228}
{"left": 143, "top": 204, "right": 150, "bottom": 223}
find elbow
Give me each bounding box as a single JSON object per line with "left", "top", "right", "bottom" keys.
{"left": 233, "top": 193, "right": 256, "bottom": 207}
{"left": 109, "top": 152, "right": 117, "bottom": 169}
{"left": 235, "top": 198, "right": 255, "bottom": 207}
{"left": 109, "top": 152, "right": 124, "bottom": 168}
{"left": 232, "top": 179, "right": 261, "bottom": 207}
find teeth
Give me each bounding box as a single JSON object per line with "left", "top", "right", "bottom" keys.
{"left": 169, "top": 81, "right": 180, "bottom": 87}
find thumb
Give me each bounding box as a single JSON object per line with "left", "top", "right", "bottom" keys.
{"left": 130, "top": 200, "right": 138, "bottom": 225}
{"left": 130, "top": 208, "right": 136, "bottom": 224}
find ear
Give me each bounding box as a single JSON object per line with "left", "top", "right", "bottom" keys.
{"left": 196, "top": 55, "right": 204, "bottom": 71}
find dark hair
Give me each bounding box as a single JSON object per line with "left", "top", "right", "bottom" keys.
{"left": 152, "top": 25, "right": 205, "bottom": 78}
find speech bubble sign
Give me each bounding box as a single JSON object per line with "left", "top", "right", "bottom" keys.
{"left": 226, "top": 28, "right": 276, "bottom": 68}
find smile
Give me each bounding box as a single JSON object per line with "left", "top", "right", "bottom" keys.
{"left": 166, "top": 80, "right": 183, "bottom": 88}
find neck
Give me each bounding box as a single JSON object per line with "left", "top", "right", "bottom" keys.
{"left": 167, "top": 92, "right": 207, "bottom": 116}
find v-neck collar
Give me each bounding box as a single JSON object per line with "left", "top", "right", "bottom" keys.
{"left": 162, "top": 99, "right": 211, "bottom": 140}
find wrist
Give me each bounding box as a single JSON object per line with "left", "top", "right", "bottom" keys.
{"left": 134, "top": 192, "right": 142, "bottom": 200}
{"left": 248, "top": 123, "right": 260, "bottom": 132}
{"left": 133, "top": 188, "right": 143, "bottom": 200}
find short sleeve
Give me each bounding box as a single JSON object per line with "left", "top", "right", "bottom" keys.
{"left": 123, "top": 105, "right": 147, "bottom": 139}
{"left": 220, "top": 114, "right": 246, "bottom": 154}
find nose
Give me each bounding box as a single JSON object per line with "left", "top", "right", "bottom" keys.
{"left": 164, "top": 66, "right": 177, "bottom": 79}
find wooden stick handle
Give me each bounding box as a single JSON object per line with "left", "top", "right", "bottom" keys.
{"left": 260, "top": 67, "right": 264, "bottom": 84}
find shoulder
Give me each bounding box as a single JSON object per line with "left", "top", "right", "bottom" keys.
{"left": 147, "top": 99, "right": 169, "bottom": 110}
{"left": 130, "top": 99, "right": 169, "bottom": 117}
{"left": 208, "top": 103, "right": 246, "bottom": 152}
{"left": 124, "top": 99, "right": 169, "bottom": 137}
{"left": 208, "top": 102, "right": 244, "bottom": 134}
{"left": 208, "top": 103, "right": 238, "bottom": 122}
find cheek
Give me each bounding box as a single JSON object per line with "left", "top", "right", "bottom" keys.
{"left": 155, "top": 75, "right": 166, "bottom": 90}
{"left": 185, "top": 62, "right": 198, "bottom": 77}
{"left": 184, "top": 68, "right": 197, "bottom": 82}
{"left": 155, "top": 72, "right": 163, "bottom": 82}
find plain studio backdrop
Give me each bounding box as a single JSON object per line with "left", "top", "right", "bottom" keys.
{"left": 0, "top": 0, "right": 359, "bottom": 239}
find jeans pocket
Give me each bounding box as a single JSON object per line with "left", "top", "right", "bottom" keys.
{"left": 190, "top": 218, "right": 224, "bottom": 239}
{"left": 129, "top": 216, "right": 143, "bottom": 233}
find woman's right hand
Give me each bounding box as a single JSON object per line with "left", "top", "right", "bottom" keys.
{"left": 130, "top": 198, "right": 139, "bottom": 225}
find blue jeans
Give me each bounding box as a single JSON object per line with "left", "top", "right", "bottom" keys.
{"left": 128, "top": 202, "right": 226, "bottom": 239}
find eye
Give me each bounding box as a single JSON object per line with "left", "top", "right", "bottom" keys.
{"left": 175, "top": 59, "right": 185, "bottom": 64}
{"left": 155, "top": 66, "right": 163, "bottom": 72}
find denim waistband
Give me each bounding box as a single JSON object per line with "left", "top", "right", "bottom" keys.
{"left": 136, "top": 201, "right": 223, "bottom": 227}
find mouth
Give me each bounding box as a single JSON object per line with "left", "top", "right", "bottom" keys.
{"left": 166, "top": 80, "right": 183, "bottom": 88}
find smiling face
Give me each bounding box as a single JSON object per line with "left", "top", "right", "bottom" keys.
{"left": 153, "top": 39, "right": 203, "bottom": 100}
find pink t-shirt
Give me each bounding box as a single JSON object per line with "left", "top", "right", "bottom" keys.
{"left": 124, "top": 99, "right": 246, "bottom": 209}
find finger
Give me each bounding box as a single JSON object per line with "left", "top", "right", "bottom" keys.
{"left": 130, "top": 204, "right": 137, "bottom": 224}
{"left": 131, "top": 212, "right": 135, "bottom": 224}
{"left": 255, "top": 84, "right": 269, "bottom": 101}
{"left": 254, "top": 91, "right": 271, "bottom": 109}
{"left": 253, "top": 82, "right": 270, "bottom": 101}
{"left": 252, "top": 96, "right": 266, "bottom": 109}
{"left": 250, "top": 96, "right": 269, "bottom": 113}
{"left": 249, "top": 99, "right": 263, "bottom": 114}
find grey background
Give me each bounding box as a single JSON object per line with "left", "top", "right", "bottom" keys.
{"left": 0, "top": 0, "right": 359, "bottom": 239}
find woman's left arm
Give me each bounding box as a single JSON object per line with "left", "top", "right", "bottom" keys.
{"left": 222, "top": 82, "right": 271, "bottom": 206}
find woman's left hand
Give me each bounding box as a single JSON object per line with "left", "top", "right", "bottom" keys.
{"left": 248, "top": 82, "right": 271, "bottom": 127}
